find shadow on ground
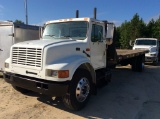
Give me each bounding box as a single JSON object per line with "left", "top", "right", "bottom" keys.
{"left": 12, "top": 63, "right": 160, "bottom": 119}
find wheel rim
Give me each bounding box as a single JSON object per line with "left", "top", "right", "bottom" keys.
{"left": 76, "top": 77, "right": 90, "bottom": 102}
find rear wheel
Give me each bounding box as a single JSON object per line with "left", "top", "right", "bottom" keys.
{"left": 136, "top": 56, "right": 144, "bottom": 72}
{"left": 132, "top": 55, "right": 144, "bottom": 72}
{"left": 131, "top": 57, "right": 137, "bottom": 71}
{"left": 62, "top": 69, "right": 91, "bottom": 110}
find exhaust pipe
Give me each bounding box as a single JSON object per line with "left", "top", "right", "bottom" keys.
{"left": 76, "top": 8, "right": 97, "bottom": 19}
{"left": 94, "top": 8, "right": 97, "bottom": 19}
{"left": 76, "top": 10, "right": 79, "bottom": 18}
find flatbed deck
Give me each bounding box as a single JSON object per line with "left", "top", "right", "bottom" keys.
{"left": 116, "top": 49, "right": 147, "bottom": 61}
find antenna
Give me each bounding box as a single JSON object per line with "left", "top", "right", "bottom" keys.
{"left": 24, "top": 0, "right": 28, "bottom": 24}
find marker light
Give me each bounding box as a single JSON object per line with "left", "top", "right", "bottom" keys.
{"left": 4, "top": 63, "right": 9, "bottom": 68}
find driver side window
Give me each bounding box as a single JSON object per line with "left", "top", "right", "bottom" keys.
{"left": 91, "top": 24, "right": 103, "bottom": 42}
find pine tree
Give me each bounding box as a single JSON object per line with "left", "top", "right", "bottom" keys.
{"left": 119, "top": 21, "right": 131, "bottom": 49}
{"left": 146, "top": 19, "right": 155, "bottom": 37}
{"left": 130, "top": 13, "right": 146, "bottom": 40}
{"left": 154, "top": 16, "right": 160, "bottom": 39}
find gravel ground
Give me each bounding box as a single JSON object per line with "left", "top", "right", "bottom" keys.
{"left": 0, "top": 64, "right": 160, "bottom": 119}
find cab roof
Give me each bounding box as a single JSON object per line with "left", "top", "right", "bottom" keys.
{"left": 45, "top": 17, "right": 104, "bottom": 25}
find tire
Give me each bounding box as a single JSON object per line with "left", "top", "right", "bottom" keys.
{"left": 62, "top": 69, "right": 91, "bottom": 110}
{"left": 132, "top": 55, "right": 144, "bottom": 72}
{"left": 131, "top": 57, "right": 137, "bottom": 71}
{"left": 110, "top": 64, "right": 116, "bottom": 69}
{"left": 153, "top": 57, "right": 158, "bottom": 66}
{"left": 136, "top": 56, "right": 144, "bottom": 72}
{"left": 104, "top": 69, "right": 112, "bottom": 83}
{"left": 120, "top": 62, "right": 128, "bottom": 66}
{"left": 12, "top": 85, "right": 31, "bottom": 94}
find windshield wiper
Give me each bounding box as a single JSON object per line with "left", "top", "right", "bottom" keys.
{"left": 60, "top": 35, "right": 73, "bottom": 40}
{"left": 44, "top": 34, "right": 56, "bottom": 38}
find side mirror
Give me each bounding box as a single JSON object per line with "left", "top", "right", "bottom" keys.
{"left": 129, "top": 40, "right": 134, "bottom": 46}
{"left": 104, "top": 23, "right": 114, "bottom": 45}
{"left": 39, "top": 26, "right": 44, "bottom": 39}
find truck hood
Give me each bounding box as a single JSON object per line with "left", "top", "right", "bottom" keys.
{"left": 13, "top": 39, "right": 77, "bottom": 48}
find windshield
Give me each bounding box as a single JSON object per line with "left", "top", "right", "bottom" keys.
{"left": 42, "top": 21, "right": 88, "bottom": 40}
{"left": 135, "top": 39, "right": 157, "bottom": 45}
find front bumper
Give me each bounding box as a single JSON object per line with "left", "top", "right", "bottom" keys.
{"left": 3, "top": 72, "right": 69, "bottom": 96}
{"left": 145, "top": 56, "right": 157, "bottom": 62}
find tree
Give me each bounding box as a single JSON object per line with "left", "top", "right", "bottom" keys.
{"left": 14, "top": 20, "right": 24, "bottom": 24}
{"left": 139, "top": 18, "right": 147, "bottom": 37}
{"left": 115, "top": 14, "right": 160, "bottom": 49}
{"left": 115, "top": 13, "right": 147, "bottom": 49}
{"left": 146, "top": 19, "right": 155, "bottom": 37}
{"left": 115, "top": 27, "right": 121, "bottom": 48}
{"left": 154, "top": 16, "right": 160, "bottom": 39}
{"left": 119, "top": 21, "right": 131, "bottom": 49}
{"left": 130, "top": 13, "right": 146, "bottom": 40}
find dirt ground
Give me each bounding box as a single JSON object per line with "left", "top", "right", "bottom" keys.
{"left": 1, "top": 64, "right": 160, "bottom": 119}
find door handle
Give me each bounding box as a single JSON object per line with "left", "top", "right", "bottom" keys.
{"left": 8, "top": 33, "right": 14, "bottom": 37}
{"left": 0, "top": 49, "right": 3, "bottom": 51}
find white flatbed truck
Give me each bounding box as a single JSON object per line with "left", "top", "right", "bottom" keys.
{"left": 3, "top": 17, "right": 146, "bottom": 110}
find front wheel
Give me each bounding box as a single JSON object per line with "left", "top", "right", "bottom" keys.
{"left": 62, "top": 69, "right": 91, "bottom": 110}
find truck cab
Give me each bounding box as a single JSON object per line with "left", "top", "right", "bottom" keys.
{"left": 133, "top": 38, "right": 159, "bottom": 65}
{"left": 4, "top": 17, "right": 114, "bottom": 110}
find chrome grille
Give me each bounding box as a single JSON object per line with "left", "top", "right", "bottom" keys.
{"left": 12, "top": 47, "right": 42, "bottom": 68}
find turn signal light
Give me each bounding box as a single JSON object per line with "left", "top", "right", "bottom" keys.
{"left": 58, "top": 70, "right": 69, "bottom": 78}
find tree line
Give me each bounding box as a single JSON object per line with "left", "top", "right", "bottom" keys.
{"left": 114, "top": 13, "right": 160, "bottom": 49}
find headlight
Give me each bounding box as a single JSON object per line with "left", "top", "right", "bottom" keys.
{"left": 46, "top": 69, "right": 69, "bottom": 78}
{"left": 150, "top": 47, "right": 157, "bottom": 52}
{"left": 4, "top": 63, "right": 9, "bottom": 68}
{"left": 150, "top": 54, "right": 157, "bottom": 57}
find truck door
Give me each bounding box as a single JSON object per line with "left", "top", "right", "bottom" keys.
{"left": 0, "top": 25, "right": 13, "bottom": 71}
{"left": 90, "top": 23, "right": 106, "bottom": 69}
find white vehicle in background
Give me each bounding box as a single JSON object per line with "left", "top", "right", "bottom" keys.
{"left": 132, "top": 38, "right": 160, "bottom": 65}
{"left": 0, "top": 21, "right": 40, "bottom": 72}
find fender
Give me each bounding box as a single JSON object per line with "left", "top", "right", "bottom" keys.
{"left": 4, "top": 58, "right": 11, "bottom": 72}
{"left": 45, "top": 55, "right": 96, "bottom": 82}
